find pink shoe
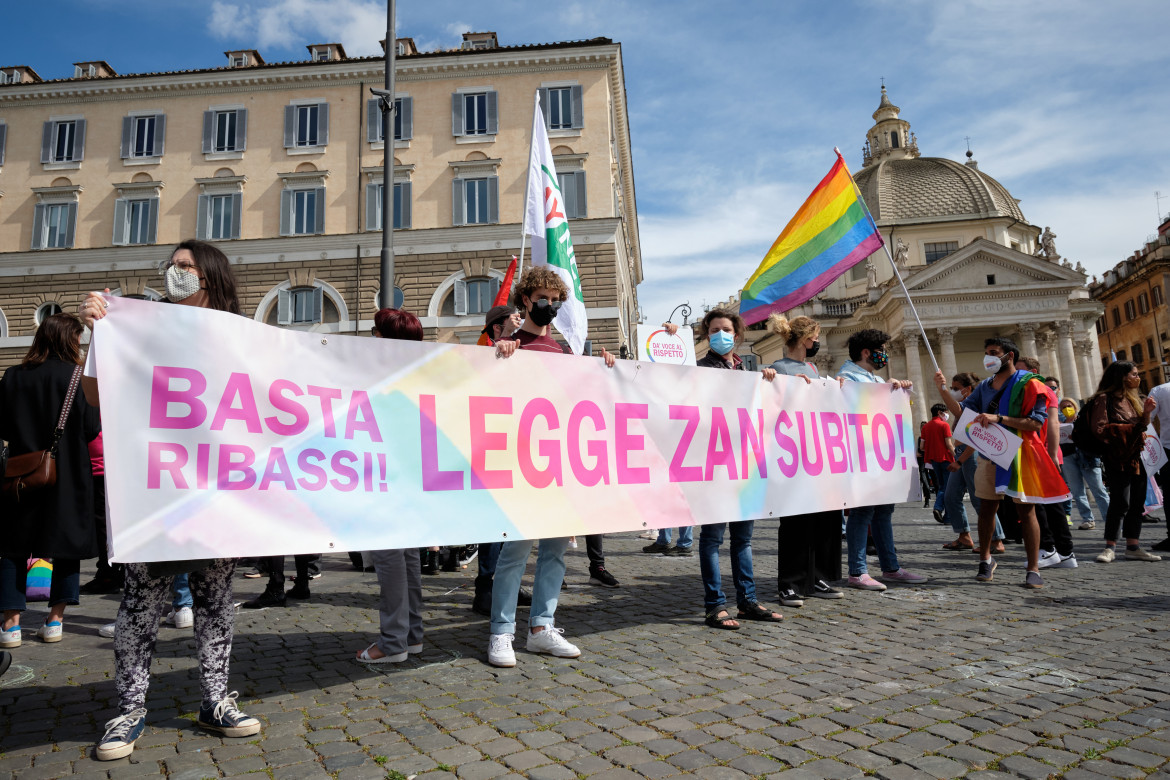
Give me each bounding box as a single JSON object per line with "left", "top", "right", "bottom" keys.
{"left": 847, "top": 573, "right": 886, "bottom": 591}
{"left": 881, "top": 568, "right": 927, "bottom": 584}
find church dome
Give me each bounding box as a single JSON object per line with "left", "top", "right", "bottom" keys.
{"left": 854, "top": 156, "right": 1026, "bottom": 224}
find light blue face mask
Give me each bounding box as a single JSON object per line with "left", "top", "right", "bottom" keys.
{"left": 709, "top": 330, "right": 736, "bottom": 355}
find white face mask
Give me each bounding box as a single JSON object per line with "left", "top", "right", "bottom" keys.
{"left": 983, "top": 354, "right": 1005, "bottom": 374}
{"left": 950, "top": 388, "right": 965, "bottom": 401}
{"left": 164, "top": 263, "right": 202, "bottom": 302}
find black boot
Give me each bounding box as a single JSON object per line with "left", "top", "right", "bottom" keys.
{"left": 442, "top": 548, "right": 459, "bottom": 572}
{"left": 243, "top": 586, "right": 286, "bottom": 609}
{"left": 421, "top": 550, "right": 440, "bottom": 575}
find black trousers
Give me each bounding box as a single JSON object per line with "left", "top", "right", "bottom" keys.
{"left": 584, "top": 534, "right": 604, "bottom": 570}
{"left": 1039, "top": 501, "right": 1074, "bottom": 557}
{"left": 777, "top": 511, "right": 842, "bottom": 594}
{"left": 1104, "top": 465, "right": 1148, "bottom": 542}
{"left": 260, "top": 555, "right": 316, "bottom": 590}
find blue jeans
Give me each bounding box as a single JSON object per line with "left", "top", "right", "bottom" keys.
{"left": 930, "top": 461, "right": 952, "bottom": 513}
{"left": 490, "top": 537, "right": 569, "bottom": 636}
{"left": 1063, "top": 450, "right": 1110, "bottom": 523}
{"left": 846, "top": 504, "right": 899, "bottom": 576}
{"left": 656, "top": 526, "right": 693, "bottom": 549}
{"left": 698, "top": 521, "right": 756, "bottom": 612}
{"left": 0, "top": 557, "right": 80, "bottom": 611}
{"left": 172, "top": 573, "right": 193, "bottom": 609}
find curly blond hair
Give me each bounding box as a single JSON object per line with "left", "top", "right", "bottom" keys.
{"left": 512, "top": 267, "right": 568, "bottom": 307}
{"left": 766, "top": 313, "right": 820, "bottom": 347}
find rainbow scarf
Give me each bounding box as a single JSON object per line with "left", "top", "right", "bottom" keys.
{"left": 740, "top": 152, "right": 883, "bottom": 325}
{"left": 994, "top": 370, "right": 1071, "bottom": 504}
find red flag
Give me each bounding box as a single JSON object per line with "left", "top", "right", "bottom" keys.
{"left": 493, "top": 256, "right": 518, "bottom": 307}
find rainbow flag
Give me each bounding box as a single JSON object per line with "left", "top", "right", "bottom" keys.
{"left": 994, "top": 370, "right": 1072, "bottom": 504}
{"left": 740, "top": 151, "right": 883, "bottom": 325}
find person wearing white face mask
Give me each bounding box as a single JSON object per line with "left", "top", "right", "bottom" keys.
{"left": 79, "top": 240, "right": 260, "bottom": 760}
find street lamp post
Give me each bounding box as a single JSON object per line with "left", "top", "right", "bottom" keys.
{"left": 373, "top": 0, "right": 397, "bottom": 310}
{"left": 667, "top": 302, "right": 693, "bottom": 325}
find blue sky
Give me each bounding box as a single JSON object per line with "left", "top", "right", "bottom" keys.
{"left": 4, "top": 0, "right": 1168, "bottom": 329}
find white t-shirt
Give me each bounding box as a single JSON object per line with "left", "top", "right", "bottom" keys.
{"left": 1149, "top": 382, "right": 1170, "bottom": 448}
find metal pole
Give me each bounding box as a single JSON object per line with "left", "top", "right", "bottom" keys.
{"left": 377, "top": 0, "right": 397, "bottom": 309}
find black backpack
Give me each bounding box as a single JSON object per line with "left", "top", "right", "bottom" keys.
{"left": 1071, "top": 395, "right": 1106, "bottom": 456}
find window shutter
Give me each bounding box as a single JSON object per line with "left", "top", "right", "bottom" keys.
{"left": 40, "top": 121, "right": 52, "bottom": 163}
{"left": 451, "top": 93, "right": 464, "bottom": 137}
{"left": 575, "top": 171, "right": 588, "bottom": 218}
{"left": 538, "top": 88, "right": 551, "bottom": 128}
{"left": 570, "top": 85, "right": 584, "bottom": 129}
{"left": 236, "top": 109, "right": 248, "bottom": 151}
{"left": 367, "top": 99, "right": 381, "bottom": 143}
{"left": 146, "top": 197, "right": 159, "bottom": 244}
{"left": 230, "top": 193, "right": 242, "bottom": 239}
{"left": 313, "top": 187, "right": 326, "bottom": 234}
{"left": 73, "top": 119, "right": 86, "bottom": 161}
{"left": 312, "top": 286, "right": 324, "bottom": 322}
{"left": 453, "top": 279, "right": 468, "bottom": 316}
{"left": 64, "top": 202, "right": 77, "bottom": 248}
{"left": 452, "top": 178, "right": 465, "bottom": 226}
{"left": 398, "top": 96, "right": 413, "bottom": 140}
{"left": 112, "top": 198, "right": 128, "bottom": 245}
{"left": 366, "top": 181, "right": 380, "bottom": 230}
{"left": 196, "top": 194, "right": 209, "bottom": 240}
{"left": 487, "top": 176, "right": 499, "bottom": 224}
{"left": 283, "top": 105, "right": 295, "bottom": 148}
{"left": 491, "top": 277, "right": 501, "bottom": 301}
{"left": 277, "top": 289, "right": 292, "bottom": 325}
{"left": 202, "top": 111, "right": 214, "bottom": 153}
{"left": 317, "top": 103, "right": 329, "bottom": 146}
{"left": 0, "top": 123, "right": 6, "bottom": 165}
{"left": 399, "top": 182, "right": 411, "bottom": 229}
{"left": 31, "top": 204, "right": 46, "bottom": 249}
{"left": 486, "top": 91, "right": 499, "bottom": 134}
{"left": 120, "top": 116, "right": 133, "bottom": 159}
{"left": 154, "top": 114, "right": 166, "bottom": 156}
{"left": 279, "top": 190, "right": 292, "bottom": 236}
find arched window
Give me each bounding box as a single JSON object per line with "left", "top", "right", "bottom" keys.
{"left": 255, "top": 280, "right": 347, "bottom": 330}
{"left": 35, "top": 301, "right": 62, "bottom": 325}
{"left": 442, "top": 277, "right": 500, "bottom": 316}
{"left": 373, "top": 287, "right": 405, "bottom": 310}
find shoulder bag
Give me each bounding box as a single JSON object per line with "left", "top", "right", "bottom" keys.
{"left": 1, "top": 365, "right": 83, "bottom": 502}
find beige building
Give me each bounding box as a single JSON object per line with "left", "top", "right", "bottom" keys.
{"left": 0, "top": 32, "right": 641, "bottom": 366}
{"left": 1090, "top": 216, "right": 1170, "bottom": 391}
{"left": 717, "top": 88, "right": 1103, "bottom": 421}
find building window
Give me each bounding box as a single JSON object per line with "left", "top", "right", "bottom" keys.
{"left": 1125, "top": 299, "right": 1137, "bottom": 321}
{"left": 555, "top": 171, "right": 588, "bottom": 219}
{"left": 284, "top": 103, "right": 329, "bottom": 149}
{"left": 41, "top": 119, "right": 87, "bottom": 164}
{"left": 1134, "top": 344, "right": 1144, "bottom": 364}
{"left": 1096, "top": 316, "right": 1106, "bottom": 335}
{"left": 35, "top": 302, "right": 63, "bottom": 325}
{"left": 113, "top": 197, "right": 159, "bottom": 245}
{"left": 0, "top": 122, "right": 7, "bottom": 166}
{"left": 280, "top": 187, "right": 325, "bottom": 235}
{"left": 1148, "top": 338, "right": 1156, "bottom": 363}
{"left": 196, "top": 193, "right": 242, "bottom": 240}
{"left": 1139, "top": 292, "right": 1150, "bottom": 314}
{"left": 923, "top": 241, "right": 958, "bottom": 264}
{"left": 31, "top": 202, "right": 77, "bottom": 250}
{"left": 279, "top": 286, "right": 324, "bottom": 325}
{"left": 539, "top": 86, "right": 583, "bottom": 132}
{"left": 121, "top": 114, "right": 166, "bottom": 159}
{"left": 1117, "top": 349, "right": 1128, "bottom": 361}
{"left": 452, "top": 176, "right": 499, "bottom": 225}
{"left": 367, "top": 97, "right": 413, "bottom": 143}
{"left": 1112, "top": 307, "right": 1121, "bottom": 328}
{"left": 202, "top": 109, "right": 247, "bottom": 153}
{"left": 366, "top": 181, "right": 411, "bottom": 230}
{"left": 1154, "top": 285, "right": 1164, "bottom": 306}
{"left": 452, "top": 277, "right": 501, "bottom": 316}
{"left": 451, "top": 91, "right": 498, "bottom": 137}
{"left": 890, "top": 131, "right": 900, "bottom": 148}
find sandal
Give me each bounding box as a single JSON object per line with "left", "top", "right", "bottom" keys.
{"left": 990, "top": 543, "right": 1006, "bottom": 554}
{"left": 736, "top": 601, "right": 783, "bottom": 622}
{"left": 942, "top": 540, "right": 974, "bottom": 550}
{"left": 704, "top": 609, "right": 740, "bottom": 630}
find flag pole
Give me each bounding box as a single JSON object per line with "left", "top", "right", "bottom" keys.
{"left": 834, "top": 147, "right": 941, "bottom": 376}
{"left": 515, "top": 91, "right": 541, "bottom": 283}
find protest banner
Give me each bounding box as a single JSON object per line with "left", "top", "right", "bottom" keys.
{"left": 89, "top": 297, "right": 920, "bottom": 562}
{"left": 635, "top": 324, "right": 696, "bottom": 366}
{"left": 953, "top": 408, "right": 1022, "bottom": 470}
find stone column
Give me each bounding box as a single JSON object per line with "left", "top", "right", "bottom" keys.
{"left": 1055, "top": 321, "right": 1082, "bottom": 399}
{"left": 1039, "top": 331, "right": 1060, "bottom": 378}
{"left": 1076, "top": 340, "right": 1096, "bottom": 397}
{"left": 887, "top": 338, "right": 907, "bottom": 386}
{"left": 936, "top": 326, "right": 958, "bottom": 381}
{"left": 1016, "top": 323, "right": 1038, "bottom": 361}
{"left": 902, "top": 330, "right": 929, "bottom": 424}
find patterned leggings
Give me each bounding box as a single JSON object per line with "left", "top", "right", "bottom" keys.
{"left": 115, "top": 559, "right": 237, "bottom": 714}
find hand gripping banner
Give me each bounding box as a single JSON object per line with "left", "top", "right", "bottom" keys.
{"left": 88, "top": 298, "right": 920, "bottom": 562}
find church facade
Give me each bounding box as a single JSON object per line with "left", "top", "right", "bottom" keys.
{"left": 747, "top": 88, "right": 1104, "bottom": 421}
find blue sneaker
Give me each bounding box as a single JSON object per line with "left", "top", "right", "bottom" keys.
{"left": 197, "top": 692, "right": 261, "bottom": 737}
{"left": 96, "top": 708, "right": 147, "bottom": 761}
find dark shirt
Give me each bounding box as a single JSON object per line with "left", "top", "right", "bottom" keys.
{"left": 960, "top": 371, "right": 1048, "bottom": 425}
{"left": 512, "top": 330, "right": 571, "bottom": 355}
{"left": 696, "top": 352, "right": 743, "bottom": 370}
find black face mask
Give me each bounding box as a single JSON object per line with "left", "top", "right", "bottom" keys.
{"left": 527, "top": 299, "right": 561, "bottom": 327}
{"left": 805, "top": 340, "right": 821, "bottom": 358}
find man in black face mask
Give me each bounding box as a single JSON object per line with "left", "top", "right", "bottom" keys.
{"left": 488, "top": 268, "right": 617, "bottom": 669}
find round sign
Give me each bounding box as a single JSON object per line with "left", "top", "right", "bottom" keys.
{"left": 964, "top": 421, "right": 1009, "bottom": 456}
{"left": 643, "top": 329, "right": 689, "bottom": 364}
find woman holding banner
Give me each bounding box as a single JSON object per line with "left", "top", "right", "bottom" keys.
{"left": 765, "top": 314, "right": 844, "bottom": 607}
{"left": 80, "top": 240, "right": 261, "bottom": 760}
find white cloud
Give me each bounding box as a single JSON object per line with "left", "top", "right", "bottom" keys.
{"left": 206, "top": 0, "right": 389, "bottom": 57}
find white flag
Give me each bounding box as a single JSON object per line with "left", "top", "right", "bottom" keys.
{"left": 524, "top": 92, "right": 587, "bottom": 354}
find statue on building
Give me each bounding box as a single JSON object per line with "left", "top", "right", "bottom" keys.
{"left": 865, "top": 260, "right": 878, "bottom": 289}
{"left": 1039, "top": 226, "right": 1060, "bottom": 264}
{"left": 1075, "top": 261, "right": 1085, "bottom": 274}
{"left": 893, "top": 238, "right": 909, "bottom": 270}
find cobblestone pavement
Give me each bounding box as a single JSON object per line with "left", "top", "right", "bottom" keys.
{"left": 3, "top": 504, "right": 1170, "bottom": 780}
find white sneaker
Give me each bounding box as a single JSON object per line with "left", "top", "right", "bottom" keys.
{"left": 99, "top": 623, "right": 116, "bottom": 639}
{"left": 37, "top": 621, "right": 63, "bottom": 643}
{"left": 1050, "top": 552, "right": 1079, "bottom": 569}
{"left": 487, "top": 633, "right": 516, "bottom": 667}
{"left": 1038, "top": 548, "right": 1061, "bottom": 569}
{"left": 0, "top": 626, "right": 21, "bottom": 648}
{"left": 166, "top": 607, "right": 194, "bottom": 629}
{"left": 526, "top": 625, "right": 581, "bottom": 659}
{"left": 1096, "top": 546, "right": 1115, "bottom": 563}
